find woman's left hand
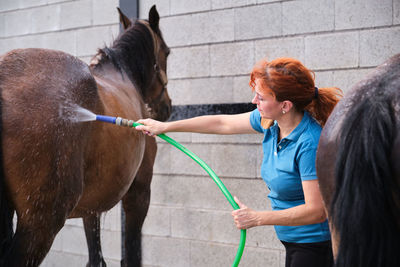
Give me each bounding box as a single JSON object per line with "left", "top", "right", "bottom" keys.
{"left": 231, "top": 196, "right": 261, "bottom": 229}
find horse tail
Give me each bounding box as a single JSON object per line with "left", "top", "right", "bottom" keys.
{"left": 0, "top": 76, "right": 14, "bottom": 257}
{"left": 332, "top": 95, "right": 400, "bottom": 266}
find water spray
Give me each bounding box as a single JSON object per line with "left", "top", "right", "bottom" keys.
{"left": 95, "top": 114, "right": 246, "bottom": 267}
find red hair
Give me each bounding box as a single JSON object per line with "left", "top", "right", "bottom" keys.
{"left": 250, "top": 58, "right": 342, "bottom": 127}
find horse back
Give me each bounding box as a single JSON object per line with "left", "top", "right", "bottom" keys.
{"left": 0, "top": 48, "right": 99, "bottom": 220}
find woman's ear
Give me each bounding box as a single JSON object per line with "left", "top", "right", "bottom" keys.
{"left": 282, "top": 100, "right": 294, "bottom": 113}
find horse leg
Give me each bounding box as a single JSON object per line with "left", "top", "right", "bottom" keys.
{"left": 122, "top": 136, "right": 157, "bottom": 267}
{"left": 3, "top": 227, "right": 53, "bottom": 266}
{"left": 1, "top": 207, "right": 69, "bottom": 267}
{"left": 1, "top": 144, "right": 85, "bottom": 266}
{"left": 83, "top": 213, "right": 107, "bottom": 267}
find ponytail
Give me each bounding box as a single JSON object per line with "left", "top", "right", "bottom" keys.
{"left": 306, "top": 87, "right": 343, "bottom": 127}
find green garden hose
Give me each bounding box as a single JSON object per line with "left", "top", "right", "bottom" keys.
{"left": 133, "top": 122, "right": 246, "bottom": 267}
{"left": 95, "top": 115, "right": 246, "bottom": 266}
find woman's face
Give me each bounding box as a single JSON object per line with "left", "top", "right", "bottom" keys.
{"left": 251, "top": 79, "right": 282, "bottom": 120}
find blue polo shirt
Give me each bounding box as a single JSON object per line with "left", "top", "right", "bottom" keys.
{"left": 250, "top": 109, "right": 330, "bottom": 243}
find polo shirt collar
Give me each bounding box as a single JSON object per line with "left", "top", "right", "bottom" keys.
{"left": 269, "top": 111, "right": 311, "bottom": 142}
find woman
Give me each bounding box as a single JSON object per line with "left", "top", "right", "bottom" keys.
{"left": 135, "top": 57, "right": 342, "bottom": 267}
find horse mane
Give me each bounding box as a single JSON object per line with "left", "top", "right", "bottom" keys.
{"left": 332, "top": 54, "right": 400, "bottom": 266}
{"left": 92, "top": 20, "right": 156, "bottom": 97}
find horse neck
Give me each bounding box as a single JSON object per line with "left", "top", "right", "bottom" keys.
{"left": 90, "top": 45, "right": 153, "bottom": 98}
{"left": 89, "top": 62, "right": 146, "bottom": 114}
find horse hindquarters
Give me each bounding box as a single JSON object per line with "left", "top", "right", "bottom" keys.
{"left": 0, "top": 48, "right": 99, "bottom": 266}
{"left": 122, "top": 136, "right": 157, "bottom": 267}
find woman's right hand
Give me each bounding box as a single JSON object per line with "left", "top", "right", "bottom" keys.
{"left": 135, "top": 118, "right": 167, "bottom": 136}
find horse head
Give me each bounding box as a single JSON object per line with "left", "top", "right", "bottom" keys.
{"left": 118, "top": 6, "right": 171, "bottom": 122}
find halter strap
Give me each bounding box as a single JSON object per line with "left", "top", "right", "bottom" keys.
{"left": 139, "top": 20, "right": 168, "bottom": 88}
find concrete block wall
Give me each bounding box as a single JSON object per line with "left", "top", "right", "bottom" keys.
{"left": 0, "top": 0, "right": 121, "bottom": 266}
{"left": 0, "top": 0, "right": 120, "bottom": 63}
{"left": 139, "top": 0, "right": 400, "bottom": 267}
{"left": 1, "top": 0, "right": 400, "bottom": 266}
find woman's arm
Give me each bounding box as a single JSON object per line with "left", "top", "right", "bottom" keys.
{"left": 135, "top": 112, "right": 258, "bottom": 136}
{"left": 232, "top": 180, "right": 327, "bottom": 229}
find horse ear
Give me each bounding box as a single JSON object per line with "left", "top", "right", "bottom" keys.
{"left": 148, "top": 5, "right": 159, "bottom": 31}
{"left": 117, "top": 7, "right": 131, "bottom": 30}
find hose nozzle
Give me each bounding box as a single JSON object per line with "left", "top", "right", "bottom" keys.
{"left": 96, "top": 115, "right": 141, "bottom": 128}
{"left": 115, "top": 117, "right": 136, "bottom": 127}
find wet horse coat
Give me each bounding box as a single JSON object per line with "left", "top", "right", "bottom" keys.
{"left": 316, "top": 54, "right": 400, "bottom": 266}
{"left": 0, "top": 6, "right": 171, "bottom": 267}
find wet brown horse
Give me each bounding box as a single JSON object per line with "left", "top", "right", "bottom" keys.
{"left": 0, "top": 6, "right": 171, "bottom": 267}
{"left": 316, "top": 54, "right": 400, "bottom": 266}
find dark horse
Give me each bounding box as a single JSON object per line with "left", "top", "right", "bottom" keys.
{"left": 0, "top": 5, "right": 171, "bottom": 267}
{"left": 316, "top": 53, "right": 400, "bottom": 266}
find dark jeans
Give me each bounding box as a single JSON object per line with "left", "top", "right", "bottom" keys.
{"left": 281, "top": 240, "right": 334, "bottom": 267}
